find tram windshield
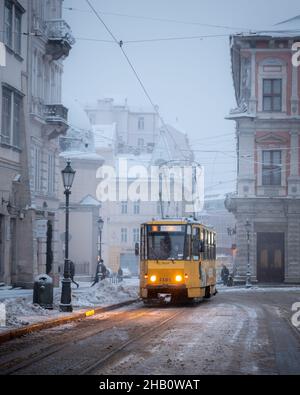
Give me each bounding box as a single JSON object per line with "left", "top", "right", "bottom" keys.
{"left": 147, "top": 225, "right": 188, "bottom": 260}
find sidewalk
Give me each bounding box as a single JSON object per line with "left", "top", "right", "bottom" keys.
{"left": 0, "top": 278, "right": 140, "bottom": 343}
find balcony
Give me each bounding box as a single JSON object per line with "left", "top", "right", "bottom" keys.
{"left": 45, "top": 19, "right": 75, "bottom": 60}
{"left": 43, "top": 104, "right": 69, "bottom": 140}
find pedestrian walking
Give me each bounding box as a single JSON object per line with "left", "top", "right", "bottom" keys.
{"left": 91, "top": 259, "right": 107, "bottom": 286}
{"left": 221, "top": 264, "right": 229, "bottom": 286}
{"left": 117, "top": 267, "right": 123, "bottom": 283}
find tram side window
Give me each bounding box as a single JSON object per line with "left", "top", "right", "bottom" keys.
{"left": 213, "top": 234, "right": 216, "bottom": 260}
{"left": 203, "top": 229, "right": 207, "bottom": 260}
{"left": 208, "top": 232, "right": 212, "bottom": 260}
{"left": 192, "top": 227, "right": 200, "bottom": 260}
{"left": 210, "top": 232, "right": 214, "bottom": 260}
{"left": 141, "top": 226, "right": 146, "bottom": 259}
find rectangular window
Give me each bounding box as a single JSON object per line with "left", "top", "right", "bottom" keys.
{"left": 138, "top": 117, "right": 144, "bottom": 130}
{"left": 263, "top": 79, "right": 282, "bottom": 112}
{"left": 133, "top": 228, "right": 140, "bottom": 243}
{"left": 14, "top": 8, "right": 22, "bottom": 55}
{"left": 121, "top": 228, "right": 127, "bottom": 243}
{"left": 262, "top": 150, "right": 282, "bottom": 186}
{"left": 4, "top": 1, "right": 13, "bottom": 48}
{"left": 1, "top": 87, "right": 11, "bottom": 145}
{"left": 33, "top": 146, "right": 42, "bottom": 192}
{"left": 121, "top": 201, "right": 128, "bottom": 214}
{"left": 47, "top": 153, "right": 55, "bottom": 194}
{"left": 13, "top": 93, "right": 22, "bottom": 147}
{"left": 133, "top": 201, "right": 140, "bottom": 215}
{"left": 1, "top": 87, "right": 22, "bottom": 148}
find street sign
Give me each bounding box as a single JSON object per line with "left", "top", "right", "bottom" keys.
{"left": 36, "top": 220, "right": 48, "bottom": 238}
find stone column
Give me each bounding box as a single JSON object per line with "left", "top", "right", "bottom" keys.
{"left": 234, "top": 215, "right": 256, "bottom": 284}
{"left": 286, "top": 204, "right": 300, "bottom": 283}
{"left": 238, "top": 129, "right": 256, "bottom": 197}
{"left": 249, "top": 50, "right": 257, "bottom": 114}
{"left": 291, "top": 61, "right": 299, "bottom": 116}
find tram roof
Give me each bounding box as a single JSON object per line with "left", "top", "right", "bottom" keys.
{"left": 142, "top": 218, "right": 215, "bottom": 231}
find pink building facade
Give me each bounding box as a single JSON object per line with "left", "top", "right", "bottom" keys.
{"left": 225, "top": 20, "right": 300, "bottom": 284}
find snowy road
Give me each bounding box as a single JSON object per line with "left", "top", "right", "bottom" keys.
{"left": 0, "top": 288, "right": 300, "bottom": 375}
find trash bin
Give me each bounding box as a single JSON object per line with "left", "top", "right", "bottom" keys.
{"left": 33, "top": 274, "right": 53, "bottom": 309}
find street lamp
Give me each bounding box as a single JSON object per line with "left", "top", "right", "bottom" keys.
{"left": 97, "top": 217, "right": 104, "bottom": 261}
{"left": 60, "top": 159, "right": 76, "bottom": 312}
{"left": 245, "top": 219, "right": 252, "bottom": 288}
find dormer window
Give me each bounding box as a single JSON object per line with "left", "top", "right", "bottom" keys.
{"left": 263, "top": 79, "right": 282, "bottom": 112}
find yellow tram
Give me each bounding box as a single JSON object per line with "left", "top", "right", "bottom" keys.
{"left": 139, "top": 219, "right": 217, "bottom": 304}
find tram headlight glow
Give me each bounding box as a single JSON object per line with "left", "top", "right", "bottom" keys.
{"left": 150, "top": 275, "right": 157, "bottom": 283}
{"left": 175, "top": 275, "right": 183, "bottom": 282}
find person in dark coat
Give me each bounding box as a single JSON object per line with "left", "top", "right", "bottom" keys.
{"left": 100, "top": 260, "right": 107, "bottom": 280}
{"left": 117, "top": 267, "right": 123, "bottom": 283}
{"left": 91, "top": 259, "right": 106, "bottom": 286}
{"left": 69, "top": 260, "right": 79, "bottom": 288}
{"left": 221, "top": 265, "right": 230, "bottom": 286}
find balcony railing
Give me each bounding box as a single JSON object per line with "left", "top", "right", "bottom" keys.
{"left": 43, "top": 104, "right": 69, "bottom": 139}
{"left": 45, "top": 19, "right": 75, "bottom": 46}
{"left": 45, "top": 19, "right": 75, "bottom": 60}
{"left": 44, "top": 104, "right": 68, "bottom": 122}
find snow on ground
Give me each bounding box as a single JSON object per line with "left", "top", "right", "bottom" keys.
{"left": 217, "top": 285, "right": 300, "bottom": 293}
{"left": 1, "top": 279, "right": 299, "bottom": 331}
{"left": 0, "top": 278, "right": 139, "bottom": 331}
{"left": 70, "top": 278, "right": 139, "bottom": 307}
{"left": 3, "top": 298, "right": 63, "bottom": 327}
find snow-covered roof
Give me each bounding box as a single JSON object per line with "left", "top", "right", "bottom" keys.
{"left": 128, "top": 105, "right": 157, "bottom": 114}
{"left": 80, "top": 194, "right": 101, "bottom": 206}
{"left": 115, "top": 153, "right": 153, "bottom": 170}
{"left": 85, "top": 98, "right": 158, "bottom": 115}
{"left": 59, "top": 150, "right": 104, "bottom": 161}
{"left": 235, "top": 15, "right": 300, "bottom": 39}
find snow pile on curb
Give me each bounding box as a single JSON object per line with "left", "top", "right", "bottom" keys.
{"left": 3, "top": 297, "right": 58, "bottom": 327}
{"left": 71, "top": 279, "right": 139, "bottom": 307}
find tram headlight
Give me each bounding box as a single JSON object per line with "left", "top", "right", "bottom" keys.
{"left": 175, "top": 275, "right": 183, "bottom": 282}
{"left": 150, "top": 275, "right": 157, "bottom": 283}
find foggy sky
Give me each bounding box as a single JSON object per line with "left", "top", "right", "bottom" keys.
{"left": 62, "top": 0, "right": 300, "bottom": 195}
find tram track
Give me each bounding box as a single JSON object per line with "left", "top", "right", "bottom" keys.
{"left": 80, "top": 309, "right": 185, "bottom": 375}
{"left": 1, "top": 304, "right": 186, "bottom": 375}
{"left": 0, "top": 303, "right": 147, "bottom": 375}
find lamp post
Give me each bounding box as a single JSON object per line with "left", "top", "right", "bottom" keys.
{"left": 97, "top": 217, "right": 104, "bottom": 261}
{"left": 60, "top": 160, "right": 76, "bottom": 312}
{"left": 245, "top": 219, "right": 252, "bottom": 288}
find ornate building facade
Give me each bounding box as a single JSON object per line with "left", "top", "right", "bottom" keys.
{"left": 225, "top": 19, "right": 300, "bottom": 284}
{"left": 0, "top": 0, "right": 74, "bottom": 287}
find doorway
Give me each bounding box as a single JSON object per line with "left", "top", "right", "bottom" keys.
{"left": 257, "top": 232, "right": 284, "bottom": 283}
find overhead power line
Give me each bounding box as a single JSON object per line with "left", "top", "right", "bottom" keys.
{"left": 63, "top": 6, "right": 252, "bottom": 32}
